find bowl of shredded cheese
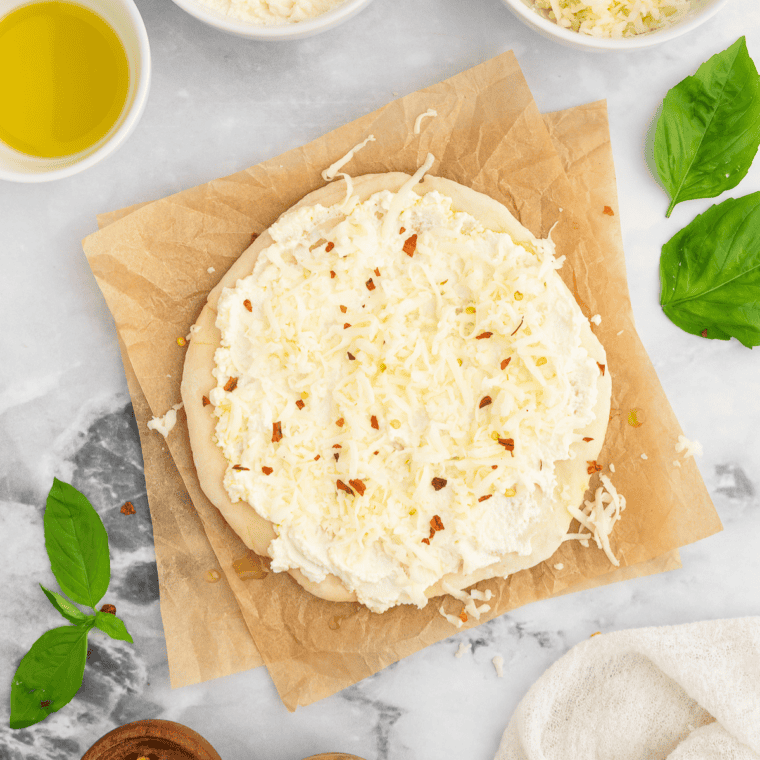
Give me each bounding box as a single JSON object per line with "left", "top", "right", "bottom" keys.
{"left": 499, "top": 0, "right": 727, "bottom": 49}
{"left": 170, "top": 0, "right": 375, "bottom": 39}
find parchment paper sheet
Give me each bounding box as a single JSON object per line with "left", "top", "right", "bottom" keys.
{"left": 84, "top": 52, "right": 719, "bottom": 708}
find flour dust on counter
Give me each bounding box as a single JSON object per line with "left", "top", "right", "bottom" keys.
{"left": 0, "top": 402, "right": 163, "bottom": 759}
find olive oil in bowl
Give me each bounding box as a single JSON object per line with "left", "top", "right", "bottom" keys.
{"left": 0, "top": 2, "right": 130, "bottom": 159}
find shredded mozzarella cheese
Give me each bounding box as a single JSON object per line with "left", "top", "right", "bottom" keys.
{"left": 210, "top": 165, "right": 604, "bottom": 611}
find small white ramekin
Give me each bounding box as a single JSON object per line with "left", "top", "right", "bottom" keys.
{"left": 498, "top": 0, "right": 728, "bottom": 51}
{"left": 0, "top": 0, "right": 151, "bottom": 183}
{"left": 170, "top": 0, "right": 376, "bottom": 41}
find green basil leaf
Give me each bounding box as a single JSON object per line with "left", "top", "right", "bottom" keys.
{"left": 660, "top": 191, "right": 760, "bottom": 347}
{"left": 44, "top": 478, "right": 110, "bottom": 608}
{"left": 9, "top": 625, "right": 89, "bottom": 729}
{"left": 654, "top": 37, "right": 760, "bottom": 217}
{"left": 39, "top": 584, "right": 86, "bottom": 625}
{"left": 94, "top": 611, "right": 134, "bottom": 643}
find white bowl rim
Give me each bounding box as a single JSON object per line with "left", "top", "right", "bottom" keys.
{"left": 0, "top": 0, "right": 152, "bottom": 183}
{"left": 170, "top": 0, "right": 374, "bottom": 39}
{"left": 500, "top": 0, "right": 729, "bottom": 50}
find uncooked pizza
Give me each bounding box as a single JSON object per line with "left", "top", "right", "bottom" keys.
{"left": 181, "top": 160, "right": 612, "bottom": 613}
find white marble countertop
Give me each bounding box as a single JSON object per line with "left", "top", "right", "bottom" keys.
{"left": 1, "top": 1, "right": 759, "bottom": 759}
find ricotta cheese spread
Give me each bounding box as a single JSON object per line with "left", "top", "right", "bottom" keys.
{"left": 209, "top": 176, "right": 601, "bottom": 612}
{"left": 198, "top": 0, "right": 348, "bottom": 25}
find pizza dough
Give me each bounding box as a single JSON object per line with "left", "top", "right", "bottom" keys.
{"left": 181, "top": 169, "right": 612, "bottom": 613}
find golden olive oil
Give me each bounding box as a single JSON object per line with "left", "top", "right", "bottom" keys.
{"left": 0, "top": 2, "right": 130, "bottom": 158}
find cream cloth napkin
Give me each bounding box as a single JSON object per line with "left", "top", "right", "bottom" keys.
{"left": 495, "top": 618, "right": 760, "bottom": 760}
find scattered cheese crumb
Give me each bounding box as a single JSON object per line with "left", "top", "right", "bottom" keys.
{"left": 675, "top": 434, "right": 703, "bottom": 458}
{"left": 609, "top": 463, "right": 615, "bottom": 473}
{"left": 439, "top": 605, "right": 463, "bottom": 628}
{"left": 673, "top": 460, "right": 682, "bottom": 468}
{"left": 454, "top": 641, "right": 470, "bottom": 659}
{"left": 492, "top": 655, "right": 504, "bottom": 678}
{"left": 413, "top": 108, "right": 438, "bottom": 134}
{"left": 616, "top": 330, "right": 624, "bottom": 336}
{"left": 322, "top": 135, "right": 376, "bottom": 182}
{"left": 590, "top": 314, "right": 602, "bottom": 325}
{"left": 563, "top": 473, "right": 626, "bottom": 567}
{"left": 641, "top": 453, "right": 648, "bottom": 460}
{"left": 147, "top": 403, "right": 183, "bottom": 438}
{"left": 207, "top": 267, "right": 215, "bottom": 274}
{"left": 553, "top": 563, "right": 564, "bottom": 570}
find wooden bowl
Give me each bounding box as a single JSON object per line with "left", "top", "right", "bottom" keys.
{"left": 81, "top": 719, "right": 223, "bottom": 760}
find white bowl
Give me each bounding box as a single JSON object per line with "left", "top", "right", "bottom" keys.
{"left": 499, "top": 0, "right": 728, "bottom": 51}
{"left": 0, "top": 0, "right": 151, "bottom": 183}
{"left": 170, "top": 0, "right": 375, "bottom": 40}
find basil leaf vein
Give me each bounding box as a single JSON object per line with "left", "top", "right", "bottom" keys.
{"left": 654, "top": 36, "right": 760, "bottom": 217}
{"left": 659, "top": 191, "right": 760, "bottom": 347}
{"left": 44, "top": 478, "right": 110, "bottom": 609}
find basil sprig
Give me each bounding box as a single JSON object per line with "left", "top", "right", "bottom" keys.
{"left": 660, "top": 192, "right": 760, "bottom": 347}
{"left": 654, "top": 37, "right": 760, "bottom": 218}
{"left": 9, "top": 479, "right": 133, "bottom": 729}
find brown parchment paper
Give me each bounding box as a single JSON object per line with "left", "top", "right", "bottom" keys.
{"left": 84, "top": 51, "right": 720, "bottom": 708}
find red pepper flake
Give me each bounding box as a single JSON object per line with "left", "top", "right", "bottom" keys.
{"left": 478, "top": 495, "right": 492, "bottom": 502}
{"left": 202, "top": 395, "right": 211, "bottom": 407}
{"left": 701, "top": 328, "right": 708, "bottom": 338}
{"left": 251, "top": 232, "right": 259, "bottom": 244}
{"left": 333, "top": 444, "right": 342, "bottom": 448}
{"left": 348, "top": 479, "right": 367, "bottom": 496}
{"left": 587, "top": 460, "right": 603, "bottom": 475}
{"left": 371, "top": 415, "right": 379, "bottom": 430}
{"left": 501, "top": 357, "right": 511, "bottom": 370}
{"left": 374, "top": 267, "right": 381, "bottom": 277}
{"left": 347, "top": 352, "right": 356, "bottom": 361}
{"left": 373, "top": 450, "right": 379, "bottom": 455}
{"left": 120, "top": 501, "right": 136, "bottom": 515}
{"left": 100, "top": 604, "right": 116, "bottom": 615}
{"left": 583, "top": 437, "right": 594, "bottom": 442}
{"left": 334, "top": 453, "right": 340, "bottom": 461}
{"left": 336, "top": 418, "right": 345, "bottom": 427}
{"left": 459, "top": 610, "right": 469, "bottom": 623}
{"left": 422, "top": 537, "right": 430, "bottom": 545}
{"left": 40, "top": 700, "right": 52, "bottom": 708}
{"left": 498, "top": 438, "right": 515, "bottom": 457}
{"left": 337, "top": 479, "right": 354, "bottom": 495}
{"left": 492, "top": 465, "right": 498, "bottom": 470}
{"left": 224, "top": 377, "right": 238, "bottom": 392}
{"left": 603, "top": 206, "right": 615, "bottom": 216}
{"left": 510, "top": 317, "right": 524, "bottom": 336}
{"left": 403, "top": 234, "right": 418, "bottom": 257}
{"left": 399, "top": 226, "right": 406, "bottom": 234}
{"left": 597, "top": 362, "right": 606, "bottom": 376}
{"left": 272, "top": 421, "right": 283, "bottom": 442}
{"left": 296, "top": 399, "right": 305, "bottom": 410}
{"left": 261, "top": 466, "right": 273, "bottom": 475}
{"left": 479, "top": 396, "right": 492, "bottom": 409}
{"left": 330, "top": 270, "right": 336, "bottom": 279}
{"left": 431, "top": 477, "right": 447, "bottom": 491}
{"left": 344, "top": 323, "right": 351, "bottom": 329}
{"left": 326, "top": 242, "right": 335, "bottom": 252}
{"left": 430, "top": 514, "right": 444, "bottom": 532}
{"left": 476, "top": 331, "right": 493, "bottom": 340}
{"left": 232, "top": 464, "right": 250, "bottom": 471}
{"left": 243, "top": 299, "right": 252, "bottom": 312}
{"left": 314, "top": 455, "right": 321, "bottom": 461}
{"left": 429, "top": 527, "right": 436, "bottom": 540}
{"left": 340, "top": 305, "right": 347, "bottom": 313}
{"left": 366, "top": 278, "right": 375, "bottom": 291}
